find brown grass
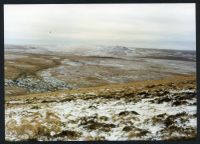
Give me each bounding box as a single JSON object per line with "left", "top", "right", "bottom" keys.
{"left": 5, "top": 74, "right": 196, "bottom": 102}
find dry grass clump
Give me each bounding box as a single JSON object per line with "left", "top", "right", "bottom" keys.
{"left": 151, "top": 112, "right": 197, "bottom": 140}
{"left": 5, "top": 111, "right": 62, "bottom": 141}
{"left": 6, "top": 118, "right": 40, "bottom": 140}
{"left": 99, "top": 116, "right": 109, "bottom": 122}
{"left": 78, "top": 115, "right": 115, "bottom": 132}
{"left": 118, "top": 111, "right": 139, "bottom": 116}
{"left": 127, "top": 126, "right": 150, "bottom": 139}
{"left": 151, "top": 113, "right": 168, "bottom": 125}
{"left": 45, "top": 112, "right": 62, "bottom": 136}
{"left": 85, "top": 121, "right": 116, "bottom": 132}
{"left": 54, "top": 130, "right": 81, "bottom": 140}
{"left": 151, "top": 112, "right": 192, "bottom": 128}
{"left": 160, "top": 125, "right": 197, "bottom": 140}
{"left": 84, "top": 135, "right": 106, "bottom": 141}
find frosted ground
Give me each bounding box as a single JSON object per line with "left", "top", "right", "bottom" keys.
{"left": 5, "top": 87, "right": 197, "bottom": 141}
{"left": 5, "top": 45, "right": 197, "bottom": 141}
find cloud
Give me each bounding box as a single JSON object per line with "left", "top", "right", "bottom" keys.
{"left": 4, "top": 4, "right": 196, "bottom": 50}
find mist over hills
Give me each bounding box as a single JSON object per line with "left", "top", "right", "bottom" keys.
{"left": 5, "top": 44, "right": 196, "bottom": 61}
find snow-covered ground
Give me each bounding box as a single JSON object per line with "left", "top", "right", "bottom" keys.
{"left": 5, "top": 88, "right": 197, "bottom": 141}
{"left": 4, "top": 45, "right": 197, "bottom": 141}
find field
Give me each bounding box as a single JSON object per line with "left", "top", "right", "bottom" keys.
{"left": 5, "top": 45, "right": 196, "bottom": 141}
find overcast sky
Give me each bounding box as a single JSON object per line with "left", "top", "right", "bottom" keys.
{"left": 4, "top": 4, "right": 196, "bottom": 50}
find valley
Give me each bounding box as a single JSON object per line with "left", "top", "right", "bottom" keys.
{"left": 5, "top": 45, "right": 197, "bottom": 141}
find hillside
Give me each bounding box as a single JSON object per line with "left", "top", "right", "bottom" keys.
{"left": 5, "top": 45, "right": 196, "bottom": 97}
{"left": 5, "top": 75, "right": 197, "bottom": 141}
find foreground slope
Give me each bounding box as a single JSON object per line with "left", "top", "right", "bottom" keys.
{"left": 5, "top": 75, "right": 197, "bottom": 141}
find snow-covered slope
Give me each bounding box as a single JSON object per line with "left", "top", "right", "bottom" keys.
{"left": 5, "top": 44, "right": 196, "bottom": 61}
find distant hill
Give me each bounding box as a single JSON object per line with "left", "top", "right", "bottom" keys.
{"left": 5, "top": 44, "right": 196, "bottom": 61}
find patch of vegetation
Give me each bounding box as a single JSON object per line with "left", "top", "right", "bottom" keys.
{"left": 118, "top": 111, "right": 139, "bottom": 116}
{"left": 54, "top": 130, "right": 81, "bottom": 139}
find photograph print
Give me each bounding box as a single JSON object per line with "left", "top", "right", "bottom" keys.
{"left": 4, "top": 4, "right": 197, "bottom": 141}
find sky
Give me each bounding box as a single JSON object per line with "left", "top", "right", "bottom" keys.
{"left": 4, "top": 4, "right": 196, "bottom": 50}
